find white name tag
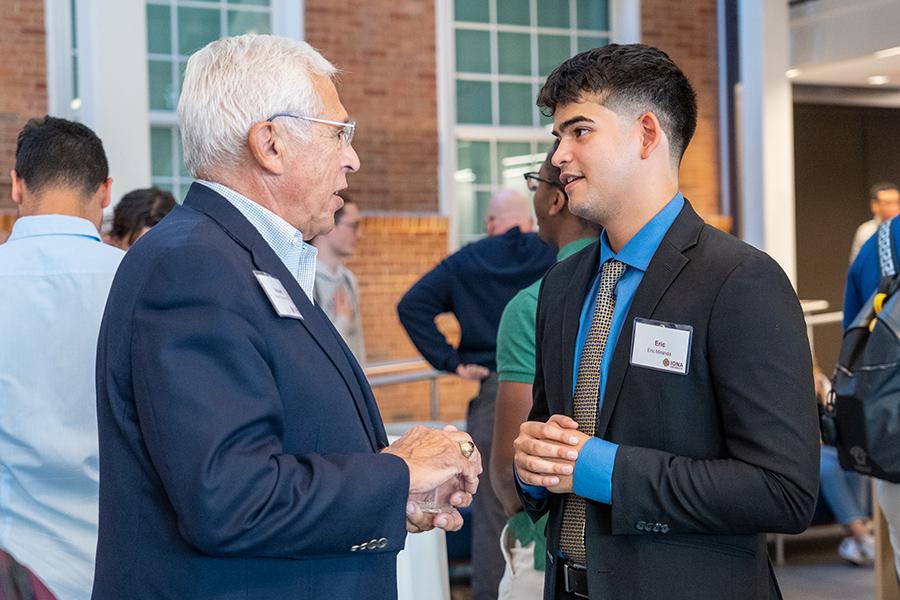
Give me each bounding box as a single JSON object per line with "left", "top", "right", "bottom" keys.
{"left": 254, "top": 270, "right": 303, "bottom": 320}
{"left": 630, "top": 318, "right": 692, "bottom": 375}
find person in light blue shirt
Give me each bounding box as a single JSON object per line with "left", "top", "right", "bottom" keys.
{"left": 0, "top": 116, "right": 123, "bottom": 600}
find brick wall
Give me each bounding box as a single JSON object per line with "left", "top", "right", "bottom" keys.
{"left": 0, "top": 0, "right": 46, "bottom": 218}
{"left": 642, "top": 0, "right": 722, "bottom": 221}
{"left": 304, "top": 0, "right": 439, "bottom": 213}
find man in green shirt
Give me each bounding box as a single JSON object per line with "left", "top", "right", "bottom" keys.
{"left": 491, "top": 146, "right": 600, "bottom": 599}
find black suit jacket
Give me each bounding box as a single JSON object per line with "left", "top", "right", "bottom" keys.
{"left": 93, "top": 184, "right": 409, "bottom": 599}
{"left": 519, "top": 200, "right": 819, "bottom": 600}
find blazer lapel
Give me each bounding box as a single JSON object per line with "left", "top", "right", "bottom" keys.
{"left": 182, "top": 183, "right": 381, "bottom": 451}
{"left": 595, "top": 201, "right": 704, "bottom": 438}
{"left": 560, "top": 241, "right": 603, "bottom": 417}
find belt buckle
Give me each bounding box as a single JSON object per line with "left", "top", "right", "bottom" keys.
{"left": 563, "top": 562, "right": 589, "bottom": 598}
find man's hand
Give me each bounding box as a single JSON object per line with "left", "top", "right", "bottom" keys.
{"left": 456, "top": 363, "right": 490, "bottom": 381}
{"left": 383, "top": 425, "right": 482, "bottom": 532}
{"left": 514, "top": 414, "right": 590, "bottom": 494}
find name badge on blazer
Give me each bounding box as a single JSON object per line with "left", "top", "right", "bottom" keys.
{"left": 630, "top": 317, "right": 692, "bottom": 375}
{"left": 254, "top": 270, "right": 303, "bottom": 320}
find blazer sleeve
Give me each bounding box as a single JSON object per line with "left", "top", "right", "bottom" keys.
{"left": 609, "top": 252, "right": 819, "bottom": 536}
{"left": 397, "top": 259, "right": 461, "bottom": 373}
{"left": 130, "top": 244, "right": 409, "bottom": 558}
{"left": 516, "top": 275, "right": 553, "bottom": 521}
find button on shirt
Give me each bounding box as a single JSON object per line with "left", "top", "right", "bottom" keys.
{"left": 521, "top": 194, "right": 684, "bottom": 504}
{"left": 197, "top": 180, "right": 317, "bottom": 302}
{"left": 0, "top": 215, "right": 124, "bottom": 600}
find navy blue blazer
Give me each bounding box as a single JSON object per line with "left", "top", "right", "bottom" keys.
{"left": 93, "top": 183, "right": 410, "bottom": 599}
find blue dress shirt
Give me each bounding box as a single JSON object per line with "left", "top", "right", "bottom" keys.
{"left": 0, "top": 215, "right": 123, "bottom": 600}
{"left": 521, "top": 194, "right": 684, "bottom": 504}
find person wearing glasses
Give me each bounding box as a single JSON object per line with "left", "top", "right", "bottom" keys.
{"left": 106, "top": 186, "right": 176, "bottom": 250}
{"left": 398, "top": 188, "right": 554, "bottom": 600}
{"left": 92, "top": 35, "right": 482, "bottom": 600}
{"left": 491, "top": 145, "right": 599, "bottom": 599}
{"left": 312, "top": 194, "right": 367, "bottom": 363}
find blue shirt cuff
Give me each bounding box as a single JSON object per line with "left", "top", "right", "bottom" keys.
{"left": 573, "top": 438, "right": 619, "bottom": 504}
{"left": 514, "top": 464, "right": 548, "bottom": 500}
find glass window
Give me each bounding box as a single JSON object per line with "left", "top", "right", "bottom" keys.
{"left": 449, "top": 0, "right": 611, "bottom": 242}
{"left": 146, "top": 0, "right": 273, "bottom": 200}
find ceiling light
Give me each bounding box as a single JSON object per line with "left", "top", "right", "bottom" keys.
{"left": 70, "top": 98, "right": 81, "bottom": 110}
{"left": 786, "top": 69, "right": 801, "bottom": 79}
{"left": 875, "top": 47, "right": 900, "bottom": 59}
{"left": 868, "top": 75, "right": 890, "bottom": 86}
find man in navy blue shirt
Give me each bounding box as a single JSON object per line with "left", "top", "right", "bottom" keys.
{"left": 513, "top": 44, "right": 818, "bottom": 599}
{"left": 398, "top": 190, "right": 555, "bottom": 600}
{"left": 844, "top": 216, "right": 900, "bottom": 579}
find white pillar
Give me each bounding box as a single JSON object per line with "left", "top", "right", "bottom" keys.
{"left": 75, "top": 0, "right": 151, "bottom": 206}
{"left": 737, "top": 0, "right": 797, "bottom": 286}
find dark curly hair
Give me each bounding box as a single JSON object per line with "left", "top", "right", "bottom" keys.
{"left": 110, "top": 187, "right": 176, "bottom": 246}
{"left": 537, "top": 44, "right": 697, "bottom": 163}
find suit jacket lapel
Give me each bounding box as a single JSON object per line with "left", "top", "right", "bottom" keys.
{"left": 182, "top": 184, "right": 381, "bottom": 451}
{"left": 595, "top": 201, "right": 703, "bottom": 438}
{"left": 560, "top": 241, "right": 603, "bottom": 417}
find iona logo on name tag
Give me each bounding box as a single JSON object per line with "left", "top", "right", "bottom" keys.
{"left": 630, "top": 317, "right": 692, "bottom": 375}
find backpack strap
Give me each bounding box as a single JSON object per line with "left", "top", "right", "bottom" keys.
{"left": 877, "top": 217, "right": 897, "bottom": 279}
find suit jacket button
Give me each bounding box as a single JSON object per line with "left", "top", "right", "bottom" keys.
{"left": 636, "top": 521, "right": 646, "bottom": 531}
{"left": 378, "top": 538, "right": 388, "bottom": 548}
{"left": 359, "top": 541, "right": 368, "bottom": 550}
{"left": 369, "top": 538, "right": 379, "bottom": 549}
{"left": 351, "top": 545, "right": 359, "bottom": 552}
{"left": 652, "top": 523, "right": 661, "bottom": 533}
{"left": 661, "top": 525, "right": 670, "bottom": 533}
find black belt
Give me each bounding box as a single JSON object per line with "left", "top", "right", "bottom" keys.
{"left": 559, "top": 561, "right": 589, "bottom": 598}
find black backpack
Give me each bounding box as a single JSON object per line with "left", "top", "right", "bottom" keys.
{"left": 822, "top": 218, "right": 900, "bottom": 483}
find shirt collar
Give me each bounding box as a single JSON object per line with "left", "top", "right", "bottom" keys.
{"left": 599, "top": 192, "right": 684, "bottom": 272}
{"left": 558, "top": 236, "right": 599, "bottom": 262}
{"left": 8, "top": 215, "right": 102, "bottom": 242}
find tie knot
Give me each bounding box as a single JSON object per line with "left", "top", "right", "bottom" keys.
{"left": 599, "top": 259, "right": 626, "bottom": 294}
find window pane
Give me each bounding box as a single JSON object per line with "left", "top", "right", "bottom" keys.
{"left": 148, "top": 60, "right": 175, "bottom": 110}
{"left": 497, "top": 0, "right": 530, "bottom": 26}
{"left": 455, "top": 0, "right": 489, "bottom": 23}
{"left": 147, "top": 5, "right": 171, "bottom": 55}
{"left": 497, "top": 32, "right": 530, "bottom": 76}
{"left": 178, "top": 7, "right": 220, "bottom": 56}
{"left": 456, "top": 80, "right": 492, "bottom": 124}
{"left": 457, "top": 140, "right": 490, "bottom": 184}
{"left": 536, "top": 0, "right": 569, "bottom": 28}
{"left": 577, "top": 36, "right": 609, "bottom": 54}
{"left": 577, "top": 0, "right": 609, "bottom": 31}
{"left": 230, "top": 0, "right": 270, "bottom": 5}
{"left": 456, "top": 189, "right": 492, "bottom": 241}
{"left": 499, "top": 83, "right": 533, "bottom": 126}
{"left": 151, "top": 127, "right": 173, "bottom": 177}
{"left": 455, "top": 29, "right": 491, "bottom": 73}
{"left": 228, "top": 10, "right": 271, "bottom": 36}
{"left": 497, "top": 142, "right": 532, "bottom": 189}
{"left": 538, "top": 35, "right": 570, "bottom": 77}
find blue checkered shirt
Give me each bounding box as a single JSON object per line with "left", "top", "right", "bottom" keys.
{"left": 197, "top": 180, "right": 317, "bottom": 303}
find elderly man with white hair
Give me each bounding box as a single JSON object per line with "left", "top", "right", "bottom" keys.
{"left": 92, "top": 35, "right": 481, "bottom": 600}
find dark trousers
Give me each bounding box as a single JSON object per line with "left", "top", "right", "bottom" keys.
{"left": 467, "top": 372, "right": 506, "bottom": 600}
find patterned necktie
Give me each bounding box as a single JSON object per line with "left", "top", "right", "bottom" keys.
{"left": 559, "top": 258, "right": 627, "bottom": 565}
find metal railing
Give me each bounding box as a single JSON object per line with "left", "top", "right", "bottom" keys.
{"left": 365, "top": 359, "right": 450, "bottom": 421}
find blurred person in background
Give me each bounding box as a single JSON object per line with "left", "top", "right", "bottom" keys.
{"left": 106, "top": 186, "right": 176, "bottom": 250}
{"left": 849, "top": 181, "right": 900, "bottom": 262}
{"left": 0, "top": 116, "right": 123, "bottom": 600}
{"left": 398, "top": 188, "right": 555, "bottom": 600}
{"left": 312, "top": 194, "right": 366, "bottom": 363}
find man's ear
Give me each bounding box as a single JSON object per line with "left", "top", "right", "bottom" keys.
{"left": 10, "top": 170, "right": 23, "bottom": 206}
{"left": 637, "top": 112, "right": 665, "bottom": 160}
{"left": 99, "top": 177, "right": 113, "bottom": 210}
{"left": 247, "top": 121, "right": 286, "bottom": 175}
{"left": 547, "top": 188, "right": 567, "bottom": 216}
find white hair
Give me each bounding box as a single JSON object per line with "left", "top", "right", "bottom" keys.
{"left": 177, "top": 34, "right": 338, "bottom": 178}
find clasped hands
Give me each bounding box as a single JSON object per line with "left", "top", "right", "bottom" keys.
{"left": 382, "top": 425, "right": 482, "bottom": 534}
{"left": 514, "top": 415, "right": 590, "bottom": 494}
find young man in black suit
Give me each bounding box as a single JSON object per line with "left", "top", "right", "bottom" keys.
{"left": 513, "top": 44, "right": 819, "bottom": 599}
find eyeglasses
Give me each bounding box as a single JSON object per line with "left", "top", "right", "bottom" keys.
{"left": 266, "top": 113, "right": 356, "bottom": 147}
{"left": 523, "top": 171, "right": 566, "bottom": 195}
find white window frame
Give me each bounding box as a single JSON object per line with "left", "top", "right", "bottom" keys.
{"left": 436, "top": 0, "right": 640, "bottom": 248}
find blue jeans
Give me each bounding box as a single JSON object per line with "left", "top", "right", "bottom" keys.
{"left": 820, "top": 445, "right": 871, "bottom": 525}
